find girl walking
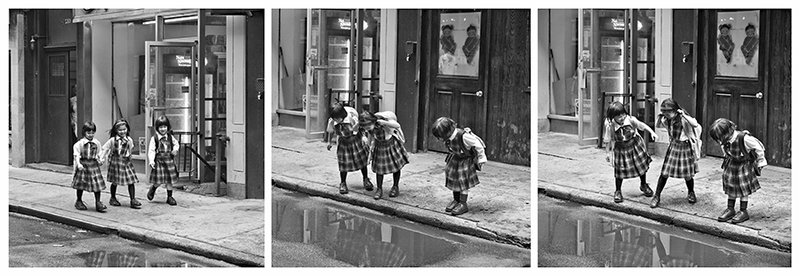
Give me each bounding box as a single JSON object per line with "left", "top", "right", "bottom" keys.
{"left": 147, "top": 115, "right": 180, "bottom": 206}
{"left": 431, "top": 117, "right": 486, "bottom": 216}
{"left": 326, "top": 103, "right": 373, "bottom": 194}
{"left": 650, "top": 98, "right": 702, "bottom": 208}
{"left": 101, "top": 119, "right": 141, "bottom": 209}
{"left": 604, "top": 102, "right": 657, "bottom": 203}
{"left": 359, "top": 111, "right": 409, "bottom": 200}
{"left": 72, "top": 121, "right": 107, "bottom": 213}
{"left": 709, "top": 118, "right": 766, "bottom": 223}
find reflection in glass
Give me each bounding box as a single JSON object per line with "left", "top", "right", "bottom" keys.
{"left": 438, "top": 12, "right": 480, "bottom": 77}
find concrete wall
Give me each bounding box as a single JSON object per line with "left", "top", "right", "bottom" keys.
{"left": 271, "top": 9, "right": 280, "bottom": 125}
{"left": 653, "top": 10, "right": 673, "bottom": 155}
{"left": 91, "top": 20, "right": 113, "bottom": 137}
{"left": 10, "top": 13, "right": 26, "bottom": 167}
{"left": 113, "top": 23, "right": 154, "bottom": 120}
{"left": 379, "top": 9, "right": 397, "bottom": 113}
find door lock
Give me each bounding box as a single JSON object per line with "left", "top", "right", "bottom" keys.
{"left": 756, "top": 91, "right": 763, "bottom": 99}
{"left": 475, "top": 90, "right": 484, "bottom": 97}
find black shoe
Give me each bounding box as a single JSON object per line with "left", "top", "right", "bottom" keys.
{"left": 451, "top": 194, "right": 469, "bottom": 216}
{"left": 389, "top": 185, "right": 399, "bottom": 197}
{"left": 445, "top": 192, "right": 460, "bottom": 213}
{"left": 339, "top": 182, "right": 349, "bottom": 194}
{"left": 75, "top": 200, "right": 88, "bottom": 210}
{"left": 640, "top": 184, "right": 654, "bottom": 197}
{"left": 362, "top": 178, "right": 374, "bottom": 191}
{"left": 147, "top": 186, "right": 156, "bottom": 201}
{"left": 613, "top": 190, "right": 623, "bottom": 203}
{"left": 109, "top": 197, "right": 121, "bottom": 206}
{"left": 687, "top": 191, "right": 697, "bottom": 204}
{"left": 95, "top": 201, "right": 107, "bottom": 213}
{"left": 717, "top": 208, "right": 736, "bottom": 222}
{"left": 730, "top": 210, "right": 749, "bottom": 224}
{"left": 130, "top": 198, "right": 142, "bottom": 209}
{"left": 166, "top": 196, "right": 177, "bottom": 206}
{"left": 650, "top": 195, "right": 661, "bottom": 208}
{"left": 374, "top": 188, "right": 383, "bottom": 200}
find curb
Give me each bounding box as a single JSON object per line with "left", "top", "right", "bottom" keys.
{"left": 272, "top": 174, "right": 531, "bottom": 249}
{"left": 9, "top": 201, "right": 264, "bottom": 267}
{"left": 537, "top": 183, "right": 791, "bottom": 253}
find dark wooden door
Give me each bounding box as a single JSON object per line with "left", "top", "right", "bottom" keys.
{"left": 425, "top": 9, "right": 489, "bottom": 152}
{"left": 246, "top": 11, "right": 265, "bottom": 199}
{"left": 396, "top": 9, "right": 421, "bottom": 151}
{"left": 703, "top": 10, "right": 767, "bottom": 158}
{"left": 43, "top": 51, "right": 72, "bottom": 165}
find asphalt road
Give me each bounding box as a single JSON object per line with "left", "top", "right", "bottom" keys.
{"left": 9, "top": 213, "right": 235, "bottom": 267}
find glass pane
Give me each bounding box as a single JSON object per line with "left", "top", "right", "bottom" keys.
{"left": 716, "top": 10, "right": 759, "bottom": 78}
{"left": 158, "top": 47, "right": 194, "bottom": 133}
{"left": 203, "top": 12, "right": 228, "bottom": 150}
{"left": 438, "top": 11, "right": 480, "bottom": 77}
{"left": 164, "top": 14, "right": 199, "bottom": 41}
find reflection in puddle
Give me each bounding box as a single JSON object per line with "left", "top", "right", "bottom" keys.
{"left": 272, "top": 196, "right": 459, "bottom": 267}
{"left": 538, "top": 200, "right": 790, "bottom": 267}
{"left": 75, "top": 250, "right": 203, "bottom": 267}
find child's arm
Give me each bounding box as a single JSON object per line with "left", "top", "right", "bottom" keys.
{"left": 603, "top": 120, "right": 614, "bottom": 163}
{"left": 744, "top": 135, "right": 768, "bottom": 169}
{"left": 126, "top": 137, "right": 135, "bottom": 158}
{"left": 73, "top": 140, "right": 84, "bottom": 170}
{"left": 462, "top": 132, "right": 487, "bottom": 169}
{"left": 631, "top": 116, "right": 658, "bottom": 141}
{"left": 326, "top": 119, "right": 336, "bottom": 151}
{"left": 100, "top": 138, "right": 114, "bottom": 163}
{"left": 95, "top": 139, "right": 106, "bottom": 165}
{"left": 170, "top": 135, "right": 180, "bottom": 156}
{"left": 376, "top": 118, "right": 401, "bottom": 129}
{"left": 148, "top": 137, "right": 156, "bottom": 168}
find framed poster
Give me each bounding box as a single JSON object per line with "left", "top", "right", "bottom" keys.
{"left": 438, "top": 12, "right": 481, "bottom": 77}
{"left": 716, "top": 10, "right": 759, "bottom": 78}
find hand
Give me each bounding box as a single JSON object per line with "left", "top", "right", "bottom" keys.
{"left": 326, "top": 143, "right": 332, "bottom": 151}
{"left": 477, "top": 162, "right": 484, "bottom": 171}
{"left": 756, "top": 166, "right": 764, "bottom": 176}
{"left": 171, "top": 150, "right": 179, "bottom": 156}
{"left": 149, "top": 162, "right": 155, "bottom": 169}
{"left": 651, "top": 134, "right": 659, "bottom": 141}
{"left": 77, "top": 163, "right": 85, "bottom": 170}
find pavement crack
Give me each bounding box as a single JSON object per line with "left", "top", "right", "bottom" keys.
{"left": 272, "top": 146, "right": 304, "bottom": 154}
{"left": 538, "top": 152, "right": 577, "bottom": 161}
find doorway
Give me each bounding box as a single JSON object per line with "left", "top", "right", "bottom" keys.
{"left": 42, "top": 48, "right": 76, "bottom": 165}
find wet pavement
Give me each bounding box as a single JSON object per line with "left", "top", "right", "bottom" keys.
{"left": 538, "top": 195, "right": 791, "bottom": 267}
{"left": 272, "top": 187, "right": 531, "bottom": 267}
{"left": 9, "top": 213, "right": 234, "bottom": 267}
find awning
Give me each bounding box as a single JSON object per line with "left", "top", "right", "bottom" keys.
{"left": 71, "top": 9, "right": 197, "bottom": 23}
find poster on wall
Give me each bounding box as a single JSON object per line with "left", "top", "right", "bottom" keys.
{"left": 438, "top": 12, "right": 481, "bottom": 77}
{"left": 716, "top": 10, "right": 759, "bottom": 78}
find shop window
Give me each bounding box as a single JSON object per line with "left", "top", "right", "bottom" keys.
{"left": 438, "top": 11, "right": 480, "bottom": 77}
{"left": 277, "top": 9, "right": 308, "bottom": 113}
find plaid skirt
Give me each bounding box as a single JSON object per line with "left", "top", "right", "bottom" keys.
{"left": 72, "top": 159, "right": 107, "bottom": 192}
{"left": 445, "top": 155, "right": 480, "bottom": 192}
{"left": 612, "top": 136, "right": 652, "bottom": 179}
{"left": 150, "top": 153, "right": 179, "bottom": 185}
{"left": 371, "top": 137, "right": 409, "bottom": 175}
{"left": 337, "top": 134, "right": 370, "bottom": 172}
{"left": 722, "top": 159, "right": 760, "bottom": 197}
{"left": 107, "top": 155, "right": 139, "bottom": 186}
{"left": 660, "top": 140, "right": 698, "bottom": 179}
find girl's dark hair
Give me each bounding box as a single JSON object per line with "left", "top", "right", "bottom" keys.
{"left": 605, "top": 101, "right": 628, "bottom": 120}
{"left": 745, "top": 23, "right": 756, "bottom": 31}
{"left": 660, "top": 98, "right": 682, "bottom": 112}
{"left": 709, "top": 118, "right": 737, "bottom": 143}
{"left": 81, "top": 121, "right": 97, "bottom": 137}
{"left": 330, "top": 102, "right": 347, "bottom": 120}
{"left": 109, "top": 119, "right": 132, "bottom": 138}
{"left": 467, "top": 25, "right": 477, "bottom": 32}
{"left": 358, "top": 111, "right": 378, "bottom": 127}
{"left": 719, "top": 23, "right": 732, "bottom": 31}
{"left": 431, "top": 117, "right": 457, "bottom": 139}
{"left": 441, "top": 24, "right": 453, "bottom": 31}
{"left": 154, "top": 115, "right": 172, "bottom": 132}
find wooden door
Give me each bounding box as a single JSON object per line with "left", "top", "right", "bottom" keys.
{"left": 43, "top": 51, "right": 71, "bottom": 165}
{"left": 703, "top": 10, "right": 767, "bottom": 158}
{"left": 245, "top": 11, "right": 265, "bottom": 199}
{"left": 396, "top": 9, "right": 421, "bottom": 151}
{"left": 425, "top": 9, "right": 488, "bottom": 152}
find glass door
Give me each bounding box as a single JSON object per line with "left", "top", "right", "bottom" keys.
{"left": 144, "top": 41, "right": 197, "bottom": 180}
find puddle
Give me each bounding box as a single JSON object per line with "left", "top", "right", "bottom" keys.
{"left": 74, "top": 249, "right": 212, "bottom": 267}
{"left": 273, "top": 195, "right": 461, "bottom": 267}
{"left": 538, "top": 196, "right": 791, "bottom": 267}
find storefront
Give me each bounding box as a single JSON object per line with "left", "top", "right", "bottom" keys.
{"left": 539, "top": 9, "right": 790, "bottom": 167}
{"left": 272, "top": 9, "right": 531, "bottom": 166}
{"left": 10, "top": 9, "right": 265, "bottom": 198}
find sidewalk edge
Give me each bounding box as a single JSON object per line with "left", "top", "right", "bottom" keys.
{"left": 272, "top": 174, "right": 531, "bottom": 249}
{"left": 9, "top": 202, "right": 265, "bottom": 267}
{"left": 537, "top": 183, "right": 791, "bottom": 253}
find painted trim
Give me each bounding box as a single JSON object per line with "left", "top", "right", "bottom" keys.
{"left": 380, "top": 9, "right": 398, "bottom": 112}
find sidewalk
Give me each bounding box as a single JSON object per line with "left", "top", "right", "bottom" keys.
{"left": 538, "top": 132, "right": 791, "bottom": 252}
{"left": 8, "top": 166, "right": 265, "bottom": 267}
{"left": 271, "top": 126, "right": 531, "bottom": 248}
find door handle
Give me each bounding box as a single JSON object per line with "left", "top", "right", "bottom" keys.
{"left": 475, "top": 90, "right": 484, "bottom": 97}
{"left": 756, "top": 91, "right": 763, "bottom": 99}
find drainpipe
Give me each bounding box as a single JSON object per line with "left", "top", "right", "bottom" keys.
{"left": 215, "top": 132, "right": 230, "bottom": 196}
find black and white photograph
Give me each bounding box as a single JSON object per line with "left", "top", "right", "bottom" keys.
{"left": 7, "top": 9, "right": 265, "bottom": 267}
{"left": 270, "top": 9, "right": 531, "bottom": 267}
{"left": 537, "top": 9, "right": 791, "bottom": 267}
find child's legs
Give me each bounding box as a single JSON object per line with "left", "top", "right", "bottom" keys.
{"left": 93, "top": 191, "right": 101, "bottom": 202}
{"left": 340, "top": 171, "right": 348, "bottom": 183}
{"left": 655, "top": 175, "right": 668, "bottom": 195}
{"left": 110, "top": 184, "right": 118, "bottom": 197}
{"left": 376, "top": 174, "right": 384, "bottom": 188}
{"left": 392, "top": 171, "right": 401, "bottom": 187}
{"left": 740, "top": 195, "right": 749, "bottom": 210}
{"left": 127, "top": 185, "right": 136, "bottom": 199}
{"left": 684, "top": 177, "right": 695, "bottom": 192}
{"left": 461, "top": 188, "right": 469, "bottom": 195}
{"left": 639, "top": 174, "right": 648, "bottom": 185}
{"left": 361, "top": 167, "right": 369, "bottom": 180}
{"left": 614, "top": 178, "right": 623, "bottom": 191}
{"left": 76, "top": 190, "right": 84, "bottom": 201}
